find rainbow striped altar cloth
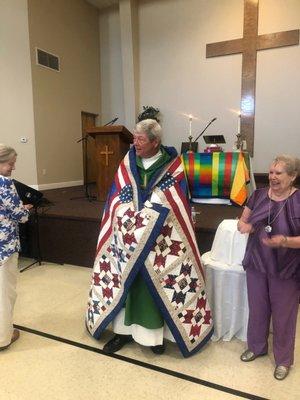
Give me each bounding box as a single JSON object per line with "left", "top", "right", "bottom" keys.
{"left": 182, "top": 152, "right": 250, "bottom": 206}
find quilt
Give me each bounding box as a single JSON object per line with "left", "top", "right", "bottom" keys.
{"left": 86, "top": 148, "right": 213, "bottom": 357}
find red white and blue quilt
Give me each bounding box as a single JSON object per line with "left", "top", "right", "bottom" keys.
{"left": 86, "top": 147, "right": 213, "bottom": 357}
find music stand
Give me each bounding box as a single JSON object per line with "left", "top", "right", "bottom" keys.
{"left": 12, "top": 180, "right": 45, "bottom": 273}
{"left": 20, "top": 198, "right": 54, "bottom": 273}
{"left": 19, "top": 205, "right": 42, "bottom": 273}
{"left": 203, "top": 135, "right": 226, "bottom": 153}
{"left": 203, "top": 134, "right": 226, "bottom": 144}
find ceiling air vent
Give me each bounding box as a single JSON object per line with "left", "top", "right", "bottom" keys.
{"left": 36, "top": 48, "right": 60, "bottom": 71}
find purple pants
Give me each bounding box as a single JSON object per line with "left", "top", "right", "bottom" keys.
{"left": 246, "top": 268, "right": 300, "bottom": 367}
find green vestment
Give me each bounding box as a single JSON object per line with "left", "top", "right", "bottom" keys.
{"left": 124, "top": 148, "right": 171, "bottom": 329}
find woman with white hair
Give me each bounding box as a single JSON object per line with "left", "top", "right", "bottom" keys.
{"left": 238, "top": 154, "right": 300, "bottom": 380}
{"left": 0, "top": 144, "right": 32, "bottom": 351}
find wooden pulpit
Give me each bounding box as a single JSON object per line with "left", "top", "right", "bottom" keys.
{"left": 86, "top": 125, "right": 133, "bottom": 201}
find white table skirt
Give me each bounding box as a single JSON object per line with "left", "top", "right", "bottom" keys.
{"left": 202, "top": 251, "right": 249, "bottom": 342}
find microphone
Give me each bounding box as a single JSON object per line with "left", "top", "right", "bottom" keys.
{"left": 104, "top": 117, "right": 118, "bottom": 126}
{"left": 193, "top": 117, "right": 217, "bottom": 142}
{"left": 77, "top": 136, "right": 87, "bottom": 143}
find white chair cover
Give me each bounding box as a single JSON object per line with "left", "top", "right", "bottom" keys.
{"left": 210, "top": 219, "right": 248, "bottom": 266}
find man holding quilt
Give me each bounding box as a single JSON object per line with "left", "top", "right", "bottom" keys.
{"left": 86, "top": 119, "right": 213, "bottom": 357}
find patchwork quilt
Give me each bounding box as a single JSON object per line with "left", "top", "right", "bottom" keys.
{"left": 86, "top": 148, "right": 213, "bottom": 357}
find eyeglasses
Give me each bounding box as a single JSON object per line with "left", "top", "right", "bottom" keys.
{"left": 133, "top": 134, "right": 149, "bottom": 144}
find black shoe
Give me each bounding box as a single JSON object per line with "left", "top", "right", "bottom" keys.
{"left": 103, "top": 334, "right": 133, "bottom": 354}
{"left": 151, "top": 343, "right": 165, "bottom": 355}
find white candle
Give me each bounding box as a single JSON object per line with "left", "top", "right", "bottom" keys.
{"left": 189, "top": 115, "right": 193, "bottom": 139}
{"left": 237, "top": 112, "right": 241, "bottom": 134}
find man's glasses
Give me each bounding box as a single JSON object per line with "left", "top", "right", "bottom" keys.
{"left": 133, "top": 135, "right": 149, "bottom": 144}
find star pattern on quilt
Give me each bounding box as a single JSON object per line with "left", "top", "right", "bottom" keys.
{"left": 92, "top": 266, "right": 122, "bottom": 305}
{"left": 87, "top": 306, "right": 95, "bottom": 326}
{"left": 135, "top": 212, "right": 148, "bottom": 229}
{"left": 107, "top": 241, "right": 131, "bottom": 273}
{"left": 96, "top": 254, "right": 111, "bottom": 273}
{"left": 151, "top": 222, "right": 187, "bottom": 273}
{"left": 116, "top": 208, "right": 149, "bottom": 253}
{"left": 177, "top": 291, "right": 212, "bottom": 343}
{"left": 87, "top": 297, "right": 107, "bottom": 326}
{"left": 91, "top": 300, "right": 101, "bottom": 315}
{"left": 110, "top": 237, "right": 131, "bottom": 261}
{"left": 119, "top": 184, "right": 133, "bottom": 203}
{"left": 117, "top": 208, "right": 147, "bottom": 236}
{"left": 117, "top": 209, "right": 133, "bottom": 230}
{"left": 99, "top": 270, "right": 121, "bottom": 290}
{"left": 162, "top": 262, "right": 200, "bottom": 308}
{"left": 122, "top": 233, "right": 137, "bottom": 247}
{"left": 160, "top": 222, "right": 173, "bottom": 238}
{"left": 93, "top": 250, "right": 124, "bottom": 297}
{"left": 158, "top": 172, "right": 176, "bottom": 191}
{"left": 155, "top": 234, "right": 186, "bottom": 258}
{"left": 118, "top": 216, "right": 135, "bottom": 234}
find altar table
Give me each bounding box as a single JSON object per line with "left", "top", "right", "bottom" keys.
{"left": 182, "top": 151, "right": 251, "bottom": 206}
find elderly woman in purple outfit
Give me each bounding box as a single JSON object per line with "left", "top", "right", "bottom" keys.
{"left": 237, "top": 154, "right": 300, "bottom": 381}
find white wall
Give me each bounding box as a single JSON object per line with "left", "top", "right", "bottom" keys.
{"left": 99, "top": 5, "right": 125, "bottom": 125}
{"left": 99, "top": 0, "right": 300, "bottom": 173}
{"left": 28, "top": 0, "right": 101, "bottom": 186}
{"left": 1, "top": 0, "right": 102, "bottom": 188}
{"left": 255, "top": 0, "right": 300, "bottom": 170}
{"left": 139, "top": 0, "right": 243, "bottom": 155}
{"left": 0, "top": 0, "right": 37, "bottom": 185}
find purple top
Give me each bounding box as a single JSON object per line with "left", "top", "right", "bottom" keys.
{"left": 242, "top": 188, "right": 300, "bottom": 281}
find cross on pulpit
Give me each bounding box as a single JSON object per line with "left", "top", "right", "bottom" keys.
{"left": 206, "top": 0, "right": 299, "bottom": 156}
{"left": 100, "top": 145, "right": 114, "bottom": 166}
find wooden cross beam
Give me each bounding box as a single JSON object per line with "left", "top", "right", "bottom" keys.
{"left": 206, "top": 0, "right": 299, "bottom": 156}
{"left": 100, "top": 145, "right": 114, "bottom": 166}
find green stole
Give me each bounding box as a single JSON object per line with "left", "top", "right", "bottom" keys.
{"left": 124, "top": 147, "right": 171, "bottom": 329}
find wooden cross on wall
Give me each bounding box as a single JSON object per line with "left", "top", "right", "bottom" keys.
{"left": 206, "top": 0, "right": 299, "bottom": 156}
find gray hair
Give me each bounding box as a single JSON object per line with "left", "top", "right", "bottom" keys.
{"left": 0, "top": 144, "right": 17, "bottom": 163}
{"left": 273, "top": 154, "right": 300, "bottom": 177}
{"left": 134, "top": 119, "right": 162, "bottom": 142}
